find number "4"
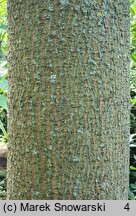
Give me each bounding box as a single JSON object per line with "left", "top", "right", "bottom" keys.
{"left": 124, "top": 203, "right": 130, "bottom": 211}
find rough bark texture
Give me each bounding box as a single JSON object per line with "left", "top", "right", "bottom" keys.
{"left": 7, "top": 0, "right": 130, "bottom": 199}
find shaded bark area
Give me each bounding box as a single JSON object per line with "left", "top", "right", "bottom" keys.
{"left": 7, "top": 0, "right": 130, "bottom": 199}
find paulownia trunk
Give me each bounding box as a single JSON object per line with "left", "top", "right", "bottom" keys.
{"left": 7, "top": 0, "right": 130, "bottom": 199}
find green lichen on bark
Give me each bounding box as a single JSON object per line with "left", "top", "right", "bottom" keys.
{"left": 7, "top": 0, "right": 130, "bottom": 199}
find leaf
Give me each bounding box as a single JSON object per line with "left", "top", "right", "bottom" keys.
{"left": 128, "top": 189, "right": 135, "bottom": 199}
{"left": 130, "top": 133, "right": 136, "bottom": 142}
{"left": 130, "top": 97, "right": 136, "bottom": 107}
{"left": 130, "top": 183, "right": 136, "bottom": 189}
{"left": 134, "top": 154, "right": 136, "bottom": 160}
{"left": 131, "top": 52, "right": 136, "bottom": 62}
{"left": 0, "top": 94, "right": 7, "bottom": 109}
{"left": 0, "top": 73, "right": 7, "bottom": 83}
{"left": 130, "top": 3, "right": 136, "bottom": 15}
{"left": 130, "top": 166, "right": 136, "bottom": 170}
{"left": 0, "top": 120, "right": 7, "bottom": 138}
{"left": 0, "top": 61, "right": 7, "bottom": 68}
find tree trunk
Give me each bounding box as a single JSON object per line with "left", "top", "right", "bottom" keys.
{"left": 7, "top": 0, "right": 130, "bottom": 199}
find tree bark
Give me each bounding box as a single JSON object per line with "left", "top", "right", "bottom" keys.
{"left": 7, "top": 0, "right": 130, "bottom": 199}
